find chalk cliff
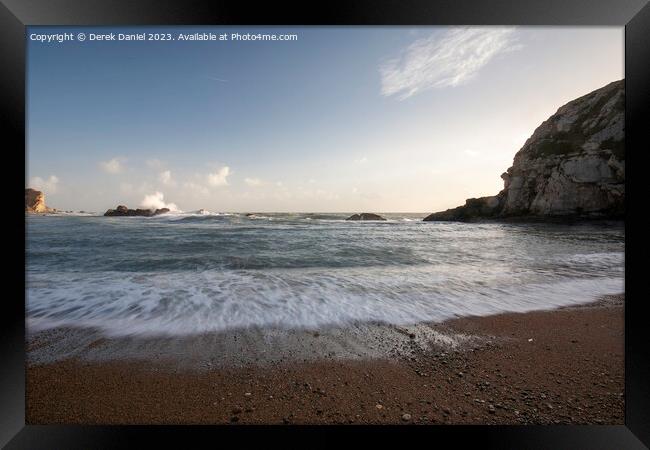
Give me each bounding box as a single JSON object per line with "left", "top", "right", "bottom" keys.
{"left": 424, "top": 80, "right": 624, "bottom": 222}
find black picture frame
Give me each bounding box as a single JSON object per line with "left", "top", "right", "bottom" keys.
{"left": 3, "top": 0, "right": 648, "bottom": 447}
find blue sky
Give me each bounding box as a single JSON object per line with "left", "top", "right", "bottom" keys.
{"left": 27, "top": 26, "right": 623, "bottom": 212}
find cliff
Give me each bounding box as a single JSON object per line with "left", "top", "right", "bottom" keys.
{"left": 25, "top": 188, "right": 55, "bottom": 213}
{"left": 424, "top": 80, "right": 624, "bottom": 222}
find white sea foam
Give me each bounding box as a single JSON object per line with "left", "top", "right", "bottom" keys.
{"left": 26, "top": 266, "right": 624, "bottom": 337}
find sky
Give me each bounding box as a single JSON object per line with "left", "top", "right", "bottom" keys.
{"left": 27, "top": 26, "right": 624, "bottom": 213}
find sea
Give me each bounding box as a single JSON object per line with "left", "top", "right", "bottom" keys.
{"left": 26, "top": 212, "right": 625, "bottom": 337}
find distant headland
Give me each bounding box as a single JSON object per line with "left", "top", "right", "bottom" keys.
{"left": 25, "top": 188, "right": 55, "bottom": 214}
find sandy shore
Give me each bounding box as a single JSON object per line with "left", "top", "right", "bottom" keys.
{"left": 26, "top": 294, "right": 624, "bottom": 424}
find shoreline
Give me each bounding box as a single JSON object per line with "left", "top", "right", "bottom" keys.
{"left": 26, "top": 294, "right": 624, "bottom": 424}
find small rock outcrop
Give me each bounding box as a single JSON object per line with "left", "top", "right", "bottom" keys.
{"left": 424, "top": 196, "right": 503, "bottom": 221}
{"left": 346, "top": 213, "right": 387, "bottom": 221}
{"left": 25, "top": 188, "right": 55, "bottom": 213}
{"left": 104, "top": 205, "right": 170, "bottom": 217}
{"left": 425, "top": 79, "right": 624, "bottom": 222}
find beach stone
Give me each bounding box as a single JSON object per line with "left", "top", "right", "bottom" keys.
{"left": 401, "top": 413, "right": 412, "bottom": 421}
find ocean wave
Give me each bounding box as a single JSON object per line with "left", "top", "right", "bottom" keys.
{"left": 26, "top": 216, "right": 625, "bottom": 337}
{"left": 26, "top": 266, "right": 624, "bottom": 337}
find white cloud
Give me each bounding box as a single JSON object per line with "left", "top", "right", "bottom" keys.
{"left": 120, "top": 182, "right": 133, "bottom": 194}
{"left": 207, "top": 166, "right": 230, "bottom": 187}
{"left": 120, "top": 181, "right": 153, "bottom": 195}
{"left": 355, "top": 156, "right": 369, "bottom": 164}
{"left": 100, "top": 157, "right": 126, "bottom": 174}
{"left": 464, "top": 150, "right": 480, "bottom": 157}
{"left": 140, "top": 192, "right": 179, "bottom": 211}
{"left": 206, "top": 75, "right": 228, "bottom": 82}
{"left": 181, "top": 167, "right": 231, "bottom": 196}
{"left": 146, "top": 158, "right": 164, "bottom": 170}
{"left": 29, "top": 175, "right": 59, "bottom": 194}
{"left": 380, "top": 27, "right": 521, "bottom": 100}
{"left": 244, "top": 177, "right": 262, "bottom": 187}
{"left": 159, "top": 170, "right": 176, "bottom": 186}
{"left": 183, "top": 181, "right": 210, "bottom": 196}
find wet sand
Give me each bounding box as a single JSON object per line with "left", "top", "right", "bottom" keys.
{"left": 26, "top": 295, "right": 624, "bottom": 424}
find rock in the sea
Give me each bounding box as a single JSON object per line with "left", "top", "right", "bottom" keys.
{"left": 104, "top": 205, "right": 170, "bottom": 217}
{"left": 346, "top": 213, "right": 387, "bottom": 221}
{"left": 25, "top": 188, "right": 54, "bottom": 213}
{"left": 424, "top": 80, "right": 624, "bottom": 222}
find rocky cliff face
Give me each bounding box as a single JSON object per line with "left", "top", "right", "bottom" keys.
{"left": 25, "top": 188, "right": 52, "bottom": 213}
{"left": 424, "top": 80, "right": 624, "bottom": 222}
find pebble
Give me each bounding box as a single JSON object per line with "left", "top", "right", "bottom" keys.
{"left": 402, "top": 413, "right": 412, "bottom": 421}
{"left": 376, "top": 404, "right": 384, "bottom": 410}
{"left": 244, "top": 392, "right": 252, "bottom": 397}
